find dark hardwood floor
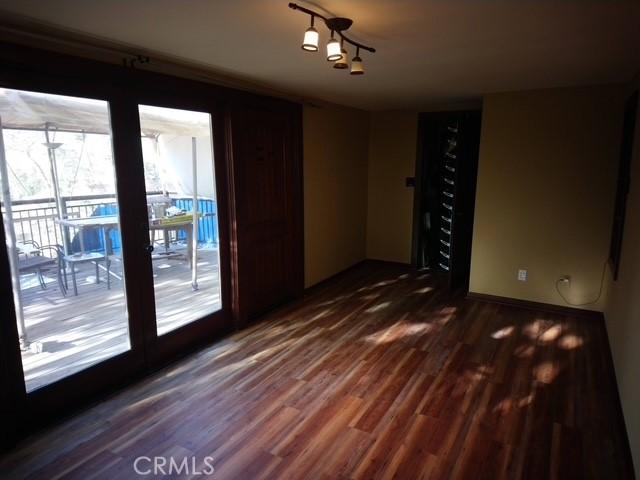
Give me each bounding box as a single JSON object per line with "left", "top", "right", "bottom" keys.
{"left": 0, "top": 262, "right": 633, "bottom": 479}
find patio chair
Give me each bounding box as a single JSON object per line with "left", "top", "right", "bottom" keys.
{"left": 18, "top": 241, "right": 67, "bottom": 296}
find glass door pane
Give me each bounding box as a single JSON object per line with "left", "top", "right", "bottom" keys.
{"left": 0, "top": 88, "right": 130, "bottom": 391}
{"left": 138, "top": 105, "right": 222, "bottom": 335}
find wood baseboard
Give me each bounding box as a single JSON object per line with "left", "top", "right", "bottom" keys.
{"left": 304, "top": 260, "right": 368, "bottom": 296}
{"left": 466, "top": 292, "right": 604, "bottom": 320}
{"left": 364, "top": 258, "right": 413, "bottom": 268}
{"left": 304, "top": 259, "right": 412, "bottom": 296}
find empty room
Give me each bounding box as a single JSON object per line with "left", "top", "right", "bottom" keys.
{"left": 0, "top": 1, "right": 639, "bottom": 479}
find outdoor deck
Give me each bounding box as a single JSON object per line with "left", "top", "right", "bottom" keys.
{"left": 19, "top": 247, "right": 221, "bottom": 392}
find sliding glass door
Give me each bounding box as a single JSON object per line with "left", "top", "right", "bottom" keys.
{"left": 137, "top": 105, "right": 222, "bottom": 336}
{"left": 0, "top": 88, "right": 132, "bottom": 392}
{"left": 0, "top": 77, "right": 229, "bottom": 419}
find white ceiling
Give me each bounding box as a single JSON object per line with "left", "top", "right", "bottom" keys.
{"left": 0, "top": 0, "right": 638, "bottom": 110}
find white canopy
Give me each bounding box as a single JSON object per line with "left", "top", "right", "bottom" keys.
{"left": 0, "top": 88, "right": 211, "bottom": 137}
{"left": 0, "top": 88, "right": 215, "bottom": 197}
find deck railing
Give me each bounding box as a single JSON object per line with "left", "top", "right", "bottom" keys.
{"left": 1, "top": 192, "right": 218, "bottom": 254}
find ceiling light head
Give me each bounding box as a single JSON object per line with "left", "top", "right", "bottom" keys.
{"left": 326, "top": 32, "right": 342, "bottom": 62}
{"left": 302, "top": 15, "right": 319, "bottom": 51}
{"left": 334, "top": 48, "right": 348, "bottom": 69}
{"left": 350, "top": 55, "right": 364, "bottom": 75}
{"left": 302, "top": 26, "right": 319, "bottom": 51}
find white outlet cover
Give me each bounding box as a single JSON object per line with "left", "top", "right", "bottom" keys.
{"left": 518, "top": 269, "right": 527, "bottom": 281}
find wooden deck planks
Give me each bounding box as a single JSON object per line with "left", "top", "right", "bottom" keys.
{"left": 18, "top": 249, "right": 221, "bottom": 391}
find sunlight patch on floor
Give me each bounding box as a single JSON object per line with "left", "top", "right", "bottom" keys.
{"left": 491, "top": 325, "right": 515, "bottom": 339}
{"left": 523, "top": 319, "right": 546, "bottom": 339}
{"left": 514, "top": 344, "right": 535, "bottom": 358}
{"left": 357, "top": 279, "right": 398, "bottom": 292}
{"left": 539, "top": 324, "right": 563, "bottom": 343}
{"left": 364, "top": 301, "right": 391, "bottom": 313}
{"left": 412, "top": 286, "right": 434, "bottom": 294}
{"left": 518, "top": 393, "right": 535, "bottom": 408}
{"left": 315, "top": 295, "right": 347, "bottom": 307}
{"left": 359, "top": 294, "right": 380, "bottom": 301}
{"left": 533, "top": 361, "right": 560, "bottom": 383}
{"left": 558, "top": 334, "right": 584, "bottom": 350}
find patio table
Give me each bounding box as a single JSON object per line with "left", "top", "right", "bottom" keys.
{"left": 149, "top": 216, "right": 195, "bottom": 268}
{"left": 58, "top": 214, "right": 200, "bottom": 291}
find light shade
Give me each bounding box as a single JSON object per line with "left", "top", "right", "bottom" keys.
{"left": 350, "top": 56, "right": 364, "bottom": 75}
{"left": 326, "top": 38, "right": 342, "bottom": 61}
{"left": 334, "top": 49, "right": 348, "bottom": 69}
{"left": 302, "top": 27, "right": 319, "bottom": 51}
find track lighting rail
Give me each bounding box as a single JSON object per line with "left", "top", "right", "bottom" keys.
{"left": 288, "top": 3, "right": 376, "bottom": 53}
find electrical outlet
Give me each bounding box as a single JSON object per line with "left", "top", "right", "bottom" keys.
{"left": 518, "top": 269, "right": 527, "bottom": 282}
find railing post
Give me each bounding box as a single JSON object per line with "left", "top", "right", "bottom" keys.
{"left": 0, "top": 116, "right": 28, "bottom": 348}
{"left": 44, "top": 125, "right": 69, "bottom": 256}
{"left": 61, "top": 196, "right": 71, "bottom": 254}
{"left": 191, "top": 137, "right": 199, "bottom": 291}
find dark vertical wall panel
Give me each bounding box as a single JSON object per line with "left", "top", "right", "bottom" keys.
{"left": 0, "top": 210, "right": 26, "bottom": 449}
{"left": 227, "top": 100, "right": 303, "bottom": 325}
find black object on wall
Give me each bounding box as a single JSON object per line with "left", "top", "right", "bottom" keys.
{"left": 412, "top": 110, "right": 482, "bottom": 291}
{"left": 609, "top": 90, "right": 638, "bottom": 280}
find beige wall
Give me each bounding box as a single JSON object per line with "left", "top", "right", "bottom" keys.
{"left": 605, "top": 78, "right": 640, "bottom": 478}
{"left": 303, "top": 103, "right": 369, "bottom": 287}
{"left": 469, "top": 86, "right": 624, "bottom": 311}
{"left": 366, "top": 111, "right": 418, "bottom": 263}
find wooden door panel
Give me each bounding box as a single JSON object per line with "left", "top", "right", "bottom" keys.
{"left": 237, "top": 110, "right": 287, "bottom": 222}
{"left": 228, "top": 101, "right": 303, "bottom": 324}
{"left": 249, "top": 240, "right": 288, "bottom": 314}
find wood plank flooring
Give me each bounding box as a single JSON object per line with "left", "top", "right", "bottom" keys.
{"left": 0, "top": 262, "right": 633, "bottom": 479}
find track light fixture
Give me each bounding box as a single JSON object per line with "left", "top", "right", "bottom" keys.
{"left": 289, "top": 2, "right": 375, "bottom": 76}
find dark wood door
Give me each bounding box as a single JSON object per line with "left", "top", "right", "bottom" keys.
{"left": 412, "top": 110, "right": 481, "bottom": 292}
{"left": 227, "top": 101, "right": 303, "bottom": 324}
